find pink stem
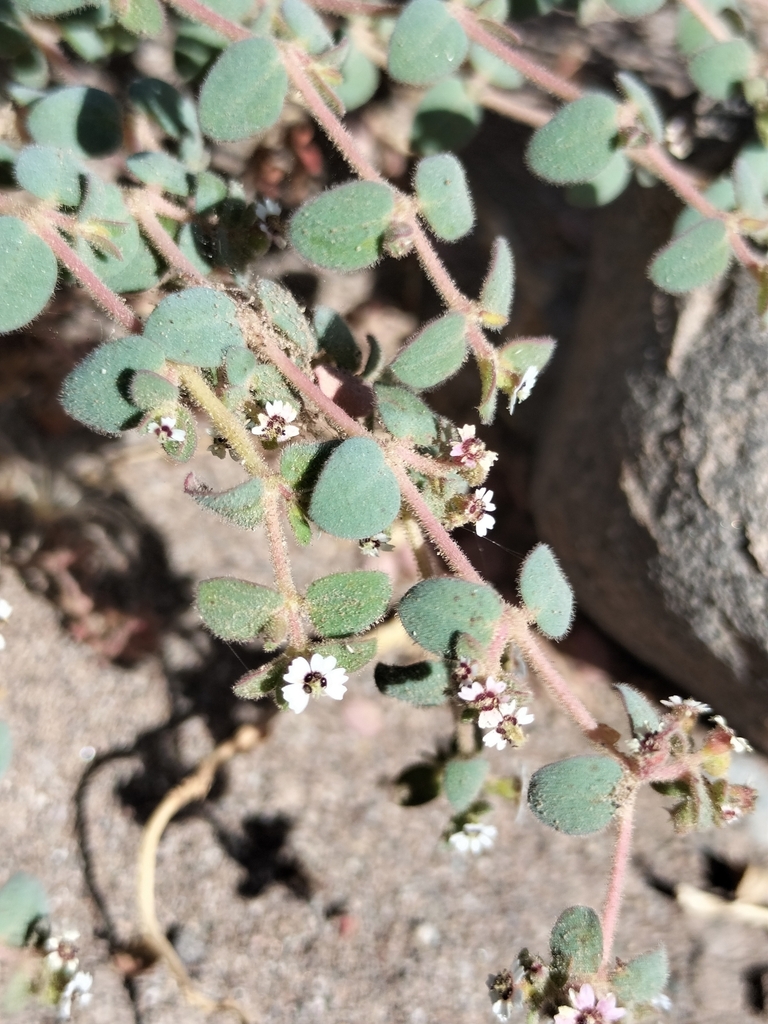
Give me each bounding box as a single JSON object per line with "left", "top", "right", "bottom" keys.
{"left": 677, "top": 0, "right": 731, "bottom": 41}
{"left": 35, "top": 223, "right": 142, "bottom": 333}
{"left": 282, "top": 47, "right": 381, "bottom": 182}
{"left": 508, "top": 609, "right": 599, "bottom": 735}
{"left": 134, "top": 206, "right": 209, "bottom": 283}
{"left": 263, "top": 486, "right": 306, "bottom": 648}
{"left": 455, "top": 9, "right": 582, "bottom": 103}
{"left": 478, "top": 86, "right": 553, "bottom": 129}
{"left": 145, "top": 192, "right": 192, "bottom": 222}
{"left": 162, "top": 0, "right": 249, "bottom": 40}
{"left": 308, "top": 0, "right": 396, "bottom": 12}
{"left": 411, "top": 223, "right": 471, "bottom": 311}
{"left": 599, "top": 792, "right": 637, "bottom": 973}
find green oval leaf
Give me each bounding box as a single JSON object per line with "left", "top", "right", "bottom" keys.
{"left": 314, "top": 306, "right": 361, "bottom": 371}
{"left": 567, "top": 150, "right": 631, "bottom": 209}
{"left": 374, "top": 383, "right": 438, "bottom": 444}
{"left": 15, "top": 0, "right": 96, "bottom": 14}
{"left": 258, "top": 278, "right": 316, "bottom": 355}
{"left": 15, "top": 144, "right": 81, "bottom": 205}
{"left": 0, "top": 873, "right": 48, "bottom": 947}
{"left": 309, "top": 437, "right": 400, "bottom": 539}
{"left": 186, "top": 475, "right": 265, "bottom": 529}
{"left": 479, "top": 236, "right": 514, "bottom": 330}
{"left": 390, "top": 313, "right": 467, "bottom": 390}
{"left": 199, "top": 37, "right": 288, "bottom": 142}
{"left": 315, "top": 638, "right": 378, "bottom": 673}
{"left": 398, "top": 578, "right": 503, "bottom": 656}
{"left": 412, "top": 77, "right": 481, "bottom": 155}
{"left": 129, "top": 369, "right": 178, "bottom": 410}
{"left": 197, "top": 577, "right": 285, "bottom": 641}
{"left": 443, "top": 756, "right": 489, "bottom": 813}
{"left": 615, "top": 683, "right": 663, "bottom": 739}
{"left": 528, "top": 755, "right": 624, "bottom": 835}
{"left": 526, "top": 94, "right": 620, "bottom": 185}
{"left": 290, "top": 181, "right": 395, "bottom": 272}
{"left": 114, "top": 0, "right": 164, "bottom": 36}
{"left": 282, "top": 0, "right": 333, "bottom": 54}
{"left": 336, "top": 43, "right": 379, "bottom": 111}
{"left": 0, "top": 217, "right": 57, "bottom": 334}
{"left": 61, "top": 335, "right": 165, "bottom": 435}
{"left": 415, "top": 153, "right": 474, "bottom": 242}
{"left": 611, "top": 947, "right": 669, "bottom": 1006}
{"left": 689, "top": 39, "right": 754, "bottom": 102}
{"left": 388, "top": 0, "right": 468, "bottom": 87}
{"left": 144, "top": 287, "right": 244, "bottom": 366}
{"left": 27, "top": 86, "right": 122, "bottom": 158}
{"left": 616, "top": 71, "right": 663, "bottom": 143}
{"left": 676, "top": 0, "right": 729, "bottom": 56}
{"left": 550, "top": 906, "right": 603, "bottom": 975}
{"left": 519, "top": 543, "right": 574, "bottom": 640}
{"left": 306, "top": 570, "right": 392, "bottom": 637}
{"left": 374, "top": 660, "right": 449, "bottom": 705}
{"left": 649, "top": 218, "right": 731, "bottom": 295}
{"left": 469, "top": 42, "right": 523, "bottom": 89}
{"left": 127, "top": 151, "right": 189, "bottom": 196}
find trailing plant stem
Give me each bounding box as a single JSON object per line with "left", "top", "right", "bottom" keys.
{"left": 599, "top": 790, "right": 638, "bottom": 974}
{"left": 132, "top": 205, "right": 207, "bottom": 283}
{"left": 263, "top": 485, "right": 306, "bottom": 647}
{"left": 677, "top": 0, "right": 731, "bottom": 41}
{"left": 163, "top": 0, "right": 249, "bottom": 40}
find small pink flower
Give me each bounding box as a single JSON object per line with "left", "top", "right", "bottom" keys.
{"left": 554, "top": 983, "right": 625, "bottom": 1023}
{"left": 450, "top": 424, "right": 498, "bottom": 472}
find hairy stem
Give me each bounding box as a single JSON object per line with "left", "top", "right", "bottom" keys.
{"left": 163, "top": 0, "right": 249, "bottom": 40}
{"left": 33, "top": 223, "right": 142, "bottom": 333}
{"left": 132, "top": 204, "right": 208, "bottom": 283}
{"left": 599, "top": 790, "right": 638, "bottom": 974}
{"left": 677, "top": 0, "right": 731, "bottom": 41}
{"left": 507, "top": 608, "right": 599, "bottom": 735}
{"left": 177, "top": 366, "right": 269, "bottom": 477}
{"left": 263, "top": 483, "right": 306, "bottom": 648}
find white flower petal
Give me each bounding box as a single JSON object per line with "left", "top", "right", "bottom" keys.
{"left": 458, "top": 424, "right": 476, "bottom": 442}
{"left": 475, "top": 514, "right": 495, "bottom": 537}
{"left": 486, "top": 678, "right": 506, "bottom": 696}
{"left": 458, "top": 682, "right": 484, "bottom": 702}
{"left": 282, "top": 681, "right": 310, "bottom": 714}
{"left": 448, "top": 831, "right": 470, "bottom": 852}
{"left": 324, "top": 674, "right": 348, "bottom": 701}
{"left": 309, "top": 652, "right": 336, "bottom": 675}
{"left": 483, "top": 729, "right": 507, "bottom": 750}
{"left": 478, "top": 708, "right": 503, "bottom": 729}
{"left": 169, "top": 429, "right": 186, "bottom": 443}
{"left": 0, "top": 599, "right": 12, "bottom": 621}
{"left": 283, "top": 656, "right": 312, "bottom": 686}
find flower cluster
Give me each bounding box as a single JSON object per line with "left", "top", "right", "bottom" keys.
{"left": 147, "top": 416, "right": 186, "bottom": 444}
{"left": 458, "top": 677, "right": 533, "bottom": 750}
{"left": 250, "top": 399, "right": 300, "bottom": 444}
{"left": 0, "top": 597, "right": 11, "bottom": 651}
{"left": 661, "top": 695, "right": 712, "bottom": 715}
{"left": 554, "top": 983, "right": 625, "bottom": 1023}
{"left": 282, "top": 653, "right": 348, "bottom": 714}
{"left": 43, "top": 932, "right": 93, "bottom": 1021}
{"left": 710, "top": 715, "right": 753, "bottom": 754}
{"left": 450, "top": 425, "right": 498, "bottom": 480}
{"left": 359, "top": 533, "right": 394, "bottom": 557}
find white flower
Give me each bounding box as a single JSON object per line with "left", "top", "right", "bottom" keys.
{"left": 0, "top": 634, "right": 6, "bottom": 652}
{"left": 57, "top": 970, "right": 92, "bottom": 1021}
{"left": 482, "top": 700, "right": 534, "bottom": 750}
{"left": 251, "top": 400, "right": 300, "bottom": 443}
{"left": 458, "top": 677, "right": 508, "bottom": 728}
{"left": 44, "top": 932, "right": 80, "bottom": 976}
{"left": 147, "top": 416, "right": 186, "bottom": 444}
{"left": 554, "top": 983, "right": 625, "bottom": 1023}
{"left": 255, "top": 197, "right": 281, "bottom": 223}
{"left": 651, "top": 993, "right": 673, "bottom": 1012}
{"left": 465, "top": 487, "right": 496, "bottom": 537}
{"left": 661, "top": 695, "right": 712, "bottom": 714}
{"left": 483, "top": 729, "right": 508, "bottom": 751}
{"left": 359, "top": 533, "right": 394, "bottom": 557}
{"left": 508, "top": 366, "right": 539, "bottom": 412}
{"left": 0, "top": 599, "right": 12, "bottom": 621}
{"left": 450, "top": 425, "right": 498, "bottom": 473}
{"left": 282, "top": 653, "right": 348, "bottom": 713}
{"left": 710, "top": 715, "right": 753, "bottom": 753}
{"left": 448, "top": 822, "right": 497, "bottom": 854}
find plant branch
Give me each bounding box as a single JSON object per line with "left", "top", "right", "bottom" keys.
{"left": 507, "top": 608, "right": 599, "bottom": 735}
{"left": 33, "top": 223, "right": 142, "bottom": 333}
{"left": 177, "top": 366, "right": 269, "bottom": 477}
{"left": 599, "top": 790, "right": 638, "bottom": 974}
{"left": 137, "top": 723, "right": 264, "bottom": 1022}
{"left": 162, "top": 0, "right": 250, "bottom": 40}
{"left": 132, "top": 204, "right": 209, "bottom": 283}
{"left": 677, "top": 0, "right": 732, "bottom": 41}
{"left": 477, "top": 85, "right": 553, "bottom": 128}
{"left": 263, "top": 483, "right": 306, "bottom": 648}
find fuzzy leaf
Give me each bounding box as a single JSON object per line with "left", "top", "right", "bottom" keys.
{"left": 526, "top": 94, "right": 620, "bottom": 185}
{"left": 676, "top": 0, "right": 728, "bottom": 55}
{"left": 649, "top": 218, "right": 731, "bottom": 295}
{"left": 375, "top": 660, "right": 449, "bottom": 705}
{"left": 673, "top": 177, "right": 735, "bottom": 237}
{"left": 282, "top": 0, "right": 333, "bottom": 54}
{"left": 14, "top": 144, "right": 81, "bottom": 205}
{"left": 233, "top": 658, "right": 286, "bottom": 699}
{"left": 479, "top": 237, "right": 514, "bottom": 329}
{"left": 0, "top": 721, "right": 11, "bottom": 779}
{"left": 281, "top": 440, "right": 337, "bottom": 488}
{"left": 611, "top": 948, "right": 669, "bottom": 1006}
{"left": 528, "top": 755, "right": 624, "bottom": 835}
{"left": 375, "top": 383, "right": 438, "bottom": 444}
{"left": 336, "top": 43, "right": 379, "bottom": 111}
{"left": 195, "top": 169, "right": 227, "bottom": 212}
{"left": 309, "top": 437, "right": 400, "bottom": 539}
{"left": 144, "top": 287, "right": 244, "bottom": 366}
{"left": 616, "top": 71, "right": 663, "bottom": 142}
{"left": 443, "top": 756, "right": 489, "bottom": 812}
{"left": 0, "top": 873, "right": 48, "bottom": 947}
{"left": 550, "top": 906, "right": 603, "bottom": 975}
{"left": 287, "top": 502, "right": 312, "bottom": 545}
{"left": 0, "top": 217, "right": 57, "bottom": 334}
{"left": 314, "top": 306, "right": 361, "bottom": 371}
{"left": 129, "top": 77, "right": 197, "bottom": 141}
{"left": 129, "top": 369, "right": 178, "bottom": 410}
{"left": 398, "top": 578, "right": 503, "bottom": 656}
{"left": 415, "top": 153, "right": 474, "bottom": 242}
{"left": 412, "top": 77, "right": 481, "bottom": 155}
{"left": 497, "top": 337, "right": 555, "bottom": 384}
{"left": 615, "top": 683, "right": 663, "bottom": 738}
{"left": 290, "top": 181, "right": 395, "bottom": 272}
{"left": 469, "top": 42, "right": 523, "bottom": 89}
{"left": 567, "top": 150, "right": 631, "bottom": 208}
{"left": 689, "top": 39, "right": 754, "bottom": 102}
{"left": 314, "top": 638, "right": 378, "bottom": 673}
{"left": 199, "top": 37, "right": 287, "bottom": 142}
{"left": 250, "top": 362, "right": 296, "bottom": 406}
{"left": 223, "top": 345, "right": 256, "bottom": 386}
{"left": 126, "top": 151, "right": 189, "bottom": 196}
{"left": 388, "top": 0, "right": 468, "bottom": 87}
{"left": 197, "top": 577, "right": 284, "bottom": 641}
{"left": 604, "top": 0, "right": 663, "bottom": 15}
{"left": 306, "top": 570, "right": 391, "bottom": 637}
{"left": 27, "top": 86, "right": 121, "bottom": 158}
{"left": 258, "top": 279, "right": 316, "bottom": 355}
{"left": 186, "top": 475, "right": 265, "bottom": 529}
{"left": 114, "top": 0, "right": 164, "bottom": 36}
{"left": 390, "top": 313, "right": 467, "bottom": 390}
{"left": 519, "top": 543, "right": 574, "bottom": 640}
{"left": 477, "top": 352, "right": 498, "bottom": 424}
{"left": 16, "top": 0, "right": 97, "bottom": 11}
{"left": 61, "top": 336, "right": 164, "bottom": 435}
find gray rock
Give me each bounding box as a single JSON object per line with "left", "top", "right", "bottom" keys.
{"left": 532, "top": 182, "right": 768, "bottom": 749}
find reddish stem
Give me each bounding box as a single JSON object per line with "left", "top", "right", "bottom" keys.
{"left": 263, "top": 485, "right": 306, "bottom": 648}
{"left": 411, "top": 222, "right": 471, "bottom": 311}
{"left": 455, "top": 9, "right": 582, "bottom": 103}
{"left": 162, "top": 0, "right": 249, "bottom": 40}
{"left": 34, "top": 223, "right": 142, "bottom": 333}
{"left": 599, "top": 792, "right": 637, "bottom": 974}
{"left": 677, "top": 0, "right": 731, "bottom": 41}
{"left": 134, "top": 205, "right": 209, "bottom": 283}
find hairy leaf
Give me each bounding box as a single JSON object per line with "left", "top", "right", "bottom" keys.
{"left": 258, "top": 279, "right": 316, "bottom": 355}
{"left": 649, "top": 218, "right": 731, "bottom": 294}
{"left": 309, "top": 437, "right": 400, "bottom": 539}
{"left": 443, "top": 756, "right": 489, "bottom": 812}
{"left": 290, "top": 181, "right": 395, "bottom": 272}
{"left": 375, "top": 660, "right": 449, "bottom": 705}
{"left": 282, "top": 0, "right": 333, "bottom": 54}
{"left": 412, "top": 77, "right": 481, "bottom": 155}
{"left": 388, "top": 0, "right": 468, "bottom": 87}
{"left": 616, "top": 71, "right": 663, "bottom": 142}
{"left": 611, "top": 947, "right": 669, "bottom": 1006}
{"left": 398, "top": 578, "right": 503, "bottom": 656}
{"left": 14, "top": 144, "right": 81, "bottom": 205}
{"left": 197, "top": 577, "right": 284, "bottom": 641}
{"left": 314, "top": 306, "right": 361, "bottom": 371}
{"left": 336, "top": 43, "right": 379, "bottom": 111}
{"left": 0, "top": 217, "right": 57, "bottom": 334}
{"left": 126, "top": 151, "right": 189, "bottom": 196}
{"left": 306, "top": 570, "right": 391, "bottom": 637}
{"left": 27, "top": 86, "right": 122, "bottom": 158}
{"left": 144, "top": 287, "right": 244, "bottom": 366}
{"left": 129, "top": 369, "right": 178, "bottom": 410}
{"left": 415, "top": 153, "right": 474, "bottom": 241}
{"left": 519, "top": 543, "right": 574, "bottom": 640}
{"left": 526, "top": 94, "right": 620, "bottom": 185}
{"left": 689, "top": 39, "right": 754, "bottom": 102}
{"left": 391, "top": 313, "right": 467, "bottom": 390}
{"left": 567, "top": 150, "right": 631, "bottom": 208}
{"left": 199, "top": 37, "right": 287, "bottom": 141}
{"left": 375, "top": 383, "right": 438, "bottom": 444}
{"left": 186, "top": 475, "right": 265, "bottom": 529}
{"left": 615, "top": 683, "right": 663, "bottom": 738}
{"left": 528, "top": 755, "right": 624, "bottom": 835}
{"left": 550, "top": 906, "right": 603, "bottom": 975}
{"left": 479, "top": 237, "right": 514, "bottom": 329}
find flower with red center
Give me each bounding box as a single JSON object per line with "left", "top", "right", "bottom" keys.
{"left": 282, "top": 653, "right": 348, "bottom": 713}
{"left": 450, "top": 425, "right": 498, "bottom": 473}
{"left": 458, "top": 676, "right": 508, "bottom": 728}
{"left": 482, "top": 700, "right": 534, "bottom": 750}
{"left": 147, "top": 416, "right": 186, "bottom": 444}
{"left": 465, "top": 487, "right": 496, "bottom": 537}
{"left": 251, "top": 400, "right": 300, "bottom": 444}
{"left": 554, "top": 983, "right": 625, "bottom": 1023}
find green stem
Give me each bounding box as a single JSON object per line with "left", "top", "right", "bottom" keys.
{"left": 263, "top": 483, "right": 306, "bottom": 648}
